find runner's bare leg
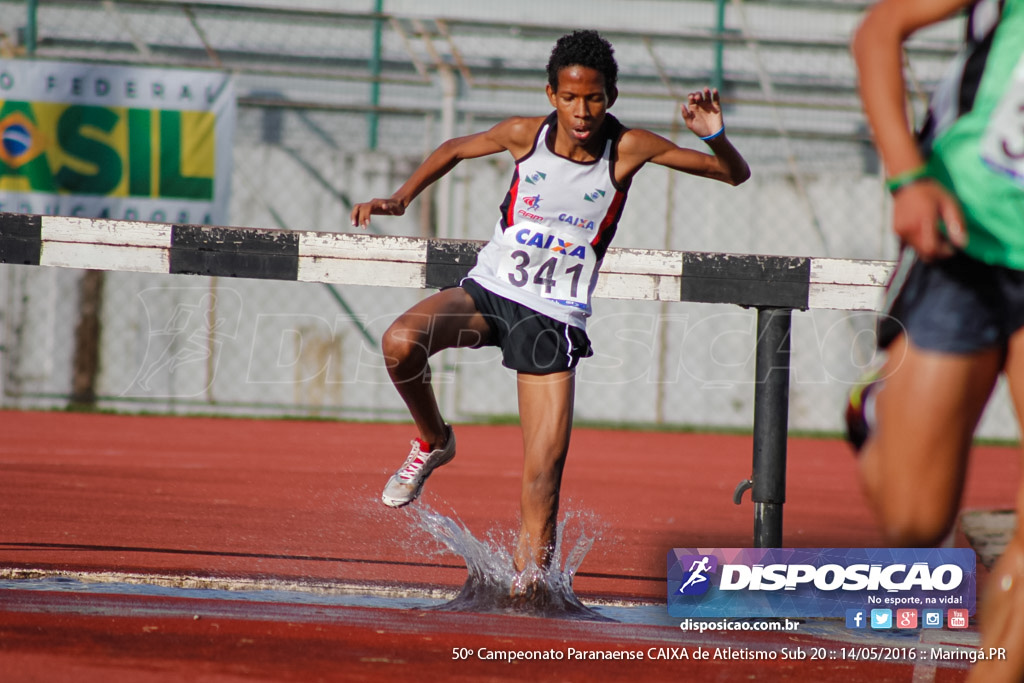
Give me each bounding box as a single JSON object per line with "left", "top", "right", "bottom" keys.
{"left": 514, "top": 370, "right": 575, "bottom": 574}
{"left": 859, "top": 333, "right": 1001, "bottom": 546}
{"left": 969, "top": 329, "right": 1024, "bottom": 683}
{"left": 381, "top": 287, "right": 492, "bottom": 448}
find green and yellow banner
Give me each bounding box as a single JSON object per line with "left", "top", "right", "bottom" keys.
{"left": 0, "top": 60, "right": 234, "bottom": 224}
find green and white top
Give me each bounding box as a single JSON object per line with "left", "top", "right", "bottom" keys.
{"left": 922, "top": 0, "right": 1024, "bottom": 268}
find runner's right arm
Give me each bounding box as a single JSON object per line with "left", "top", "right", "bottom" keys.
{"left": 350, "top": 117, "right": 542, "bottom": 228}
{"left": 851, "top": 0, "right": 971, "bottom": 260}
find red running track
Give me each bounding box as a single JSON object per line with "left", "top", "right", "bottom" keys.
{"left": 0, "top": 411, "right": 1018, "bottom": 681}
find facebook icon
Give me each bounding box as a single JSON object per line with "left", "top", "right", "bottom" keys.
{"left": 846, "top": 609, "right": 866, "bottom": 629}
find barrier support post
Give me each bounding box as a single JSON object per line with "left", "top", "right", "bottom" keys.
{"left": 751, "top": 307, "right": 792, "bottom": 548}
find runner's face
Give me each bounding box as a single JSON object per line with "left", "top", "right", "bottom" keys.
{"left": 546, "top": 66, "right": 611, "bottom": 149}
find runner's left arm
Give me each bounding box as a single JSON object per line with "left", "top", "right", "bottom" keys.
{"left": 618, "top": 88, "right": 750, "bottom": 186}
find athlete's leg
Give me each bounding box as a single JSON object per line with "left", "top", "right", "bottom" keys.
{"left": 381, "top": 288, "right": 492, "bottom": 448}
{"left": 859, "top": 332, "right": 1002, "bottom": 546}
{"left": 969, "top": 329, "right": 1024, "bottom": 683}
{"left": 513, "top": 369, "right": 575, "bottom": 573}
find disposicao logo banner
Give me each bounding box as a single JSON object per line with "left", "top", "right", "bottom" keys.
{"left": 0, "top": 59, "right": 234, "bottom": 224}
{"left": 667, "top": 548, "right": 976, "bottom": 618}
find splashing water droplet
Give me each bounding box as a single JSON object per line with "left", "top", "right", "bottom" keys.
{"left": 406, "top": 503, "right": 613, "bottom": 621}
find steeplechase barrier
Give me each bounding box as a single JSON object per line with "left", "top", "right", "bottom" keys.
{"left": 0, "top": 212, "right": 894, "bottom": 548}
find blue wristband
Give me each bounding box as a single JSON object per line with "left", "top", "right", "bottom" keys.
{"left": 699, "top": 126, "right": 725, "bottom": 141}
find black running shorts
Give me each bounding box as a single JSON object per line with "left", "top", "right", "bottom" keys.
{"left": 461, "top": 278, "right": 593, "bottom": 374}
{"left": 880, "top": 249, "right": 1024, "bottom": 353}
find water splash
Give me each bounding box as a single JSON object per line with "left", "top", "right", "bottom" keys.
{"left": 407, "top": 503, "right": 613, "bottom": 621}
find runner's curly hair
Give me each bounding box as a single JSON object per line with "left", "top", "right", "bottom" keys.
{"left": 546, "top": 30, "right": 618, "bottom": 94}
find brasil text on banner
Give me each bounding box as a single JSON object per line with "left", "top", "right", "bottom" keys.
{"left": 0, "top": 59, "right": 235, "bottom": 224}
{"left": 667, "top": 548, "right": 976, "bottom": 618}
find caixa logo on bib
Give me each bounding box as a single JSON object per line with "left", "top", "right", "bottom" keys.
{"left": 667, "top": 548, "right": 976, "bottom": 618}
{"left": 513, "top": 227, "right": 588, "bottom": 259}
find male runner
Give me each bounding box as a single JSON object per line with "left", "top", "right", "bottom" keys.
{"left": 351, "top": 30, "right": 749, "bottom": 595}
{"left": 850, "top": 1, "right": 1024, "bottom": 679}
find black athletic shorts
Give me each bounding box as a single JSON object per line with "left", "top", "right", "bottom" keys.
{"left": 461, "top": 278, "right": 593, "bottom": 374}
{"left": 879, "top": 249, "right": 1024, "bottom": 353}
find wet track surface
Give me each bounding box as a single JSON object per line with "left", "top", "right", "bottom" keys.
{"left": 1, "top": 411, "right": 1016, "bottom": 681}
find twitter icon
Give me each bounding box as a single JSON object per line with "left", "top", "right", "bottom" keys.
{"left": 871, "top": 609, "right": 893, "bottom": 629}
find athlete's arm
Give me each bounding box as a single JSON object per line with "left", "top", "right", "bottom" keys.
{"left": 853, "top": 0, "right": 972, "bottom": 179}
{"left": 616, "top": 88, "right": 750, "bottom": 186}
{"left": 350, "top": 117, "right": 543, "bottom": 228}
{"left": 852, "top": 0, "right": 971, "bottom": 260}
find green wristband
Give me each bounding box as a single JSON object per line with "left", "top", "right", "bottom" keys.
{"left": 885, "top": 166, "right": 928, "bottom": 195}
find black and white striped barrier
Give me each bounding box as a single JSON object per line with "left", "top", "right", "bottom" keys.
{"left": 0, "top": 212, "right": 895, "bottom": 547}
{"left": 0, "top": 213, "right": 892, "bottom": 310}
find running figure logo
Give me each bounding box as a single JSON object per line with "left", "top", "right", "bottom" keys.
{"left": 677, "top": 554, "right": 718, "bottom": 596}
{"left": 121, "top": 287, "right": 241, "bottom": 398}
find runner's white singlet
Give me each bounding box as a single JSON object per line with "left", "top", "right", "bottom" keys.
{"left": 466, "top": 112, "right": 628, "bottom": 330}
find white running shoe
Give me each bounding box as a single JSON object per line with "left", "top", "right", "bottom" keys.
{"left": 381, "top": 425, "right": 455, "bottom": 508}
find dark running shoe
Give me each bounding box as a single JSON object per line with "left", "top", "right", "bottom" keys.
{"left": 845, "top": 374, "right": 880, "bottom": 453}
